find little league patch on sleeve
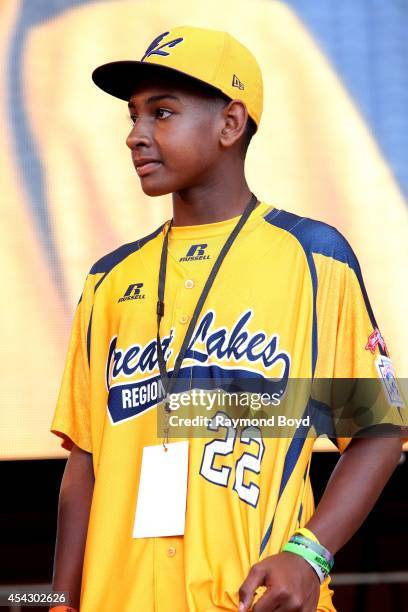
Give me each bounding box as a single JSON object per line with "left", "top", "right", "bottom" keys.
{"left": 365, "top": 327, "right": 388, "bottom": 355}
{"left": 375, "top": 356, "right": 403, "bottom": 407}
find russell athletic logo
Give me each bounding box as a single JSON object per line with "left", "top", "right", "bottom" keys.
{"left": 179, "top": 244, "right": 210, "bottom": 262}
{"left": 118, "top": 283, "right": 146, "bottom": 303}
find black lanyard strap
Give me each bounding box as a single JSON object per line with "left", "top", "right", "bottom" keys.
{"left": 156, "top": 193, "right": 259, "bottom": 401}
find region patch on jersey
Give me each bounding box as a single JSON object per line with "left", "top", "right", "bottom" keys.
{"left": 375, "top": 356, "right": 403, "bottom": 407}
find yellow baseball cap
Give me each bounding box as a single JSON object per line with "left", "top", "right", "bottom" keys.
{"left": 92, "top": 25, "right": 263, "bottom": 127}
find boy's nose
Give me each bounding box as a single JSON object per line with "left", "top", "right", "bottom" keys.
{"left": 126, "top": 123, "right": 152, "bottom": 150}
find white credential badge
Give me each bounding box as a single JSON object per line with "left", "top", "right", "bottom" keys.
{"left": 133, "top": 441, "right": 189, "bottom": 538}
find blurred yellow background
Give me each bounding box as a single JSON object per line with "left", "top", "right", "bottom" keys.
{"left": 1, "top": 0, "right": 407, "bottom": 458}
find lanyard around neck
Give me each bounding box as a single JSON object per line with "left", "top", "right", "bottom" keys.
{"left": 156, "top": 193, "right": 259, "bottom": 404}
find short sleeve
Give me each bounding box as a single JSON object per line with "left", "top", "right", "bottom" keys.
{"left": 50, "top": 273, "right": 95, "bottom": 453}
{"left": 312, "top": 232, "right": 407, "bottom": 453}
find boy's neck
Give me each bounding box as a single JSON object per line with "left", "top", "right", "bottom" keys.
{"left": 171, "top": 179, "right": 253, "bottom": 227}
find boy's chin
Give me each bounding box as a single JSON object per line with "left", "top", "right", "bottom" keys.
{"left": 139, "top": 183, "right": 172, "bottom": 197}
{"left": 140, "top": 179, "right": 195, "bottom": 197}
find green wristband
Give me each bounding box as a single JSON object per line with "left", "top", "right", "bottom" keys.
{"left": 282, "top": 542, "right": 332, "bottom": 575}
{"left": 290, "top": 534, "right": 334, "bottom": 565}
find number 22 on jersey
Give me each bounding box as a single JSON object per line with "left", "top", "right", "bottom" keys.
{"left": 199, "top": 411, "right": 265, "bottom": 508}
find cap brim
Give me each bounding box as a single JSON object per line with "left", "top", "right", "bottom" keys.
{"left": 92, "top": 60, "right": 225, "bottom": 102}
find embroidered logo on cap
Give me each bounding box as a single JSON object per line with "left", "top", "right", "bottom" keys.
{"left": 141, "top": 32, "right": 184, "bottom": 62}
{"left": 232, "top": 74, "right": 244, "bottom": 90}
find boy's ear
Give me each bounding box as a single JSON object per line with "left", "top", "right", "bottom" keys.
{"left": 219, "top": 100, "right": 248, "bottom": 148}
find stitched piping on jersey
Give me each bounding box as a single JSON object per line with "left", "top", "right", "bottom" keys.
{"left": 259, "top": 434, "right": 309, "bottom": 556}
{"left": 263, "top": 214, "right": 317, "bottom": 376}
{"left": 86, "top": 306, "right": 94, "bottom": 367}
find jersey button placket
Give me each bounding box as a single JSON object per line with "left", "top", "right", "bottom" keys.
{"left": 179, "top": 277, "right": 194, "bottom": 324}
{"left": 156, "top": 538, "right": 187, "bottom": 610}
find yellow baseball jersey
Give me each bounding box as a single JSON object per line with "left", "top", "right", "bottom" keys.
{"left": 51, "top": 202, "right": 406, "bottom": 611}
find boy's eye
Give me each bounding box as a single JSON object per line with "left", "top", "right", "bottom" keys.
{"left": 156, "top": 108, "right": 172, "bottom": 119}
{"left": 128, "top": 108, "right": 172, "bottom": 124}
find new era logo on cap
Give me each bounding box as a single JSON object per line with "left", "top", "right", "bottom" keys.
{"left": 232, "top": 74, "right": 244, "bottom": 90}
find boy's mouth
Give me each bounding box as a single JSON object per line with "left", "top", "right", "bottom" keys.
{"left": 133, "top": 158, "right": 162, "bottom": 177}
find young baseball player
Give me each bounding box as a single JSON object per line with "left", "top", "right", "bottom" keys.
{"left": 50, "top": 26, "right": 407, "bottom": 612}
